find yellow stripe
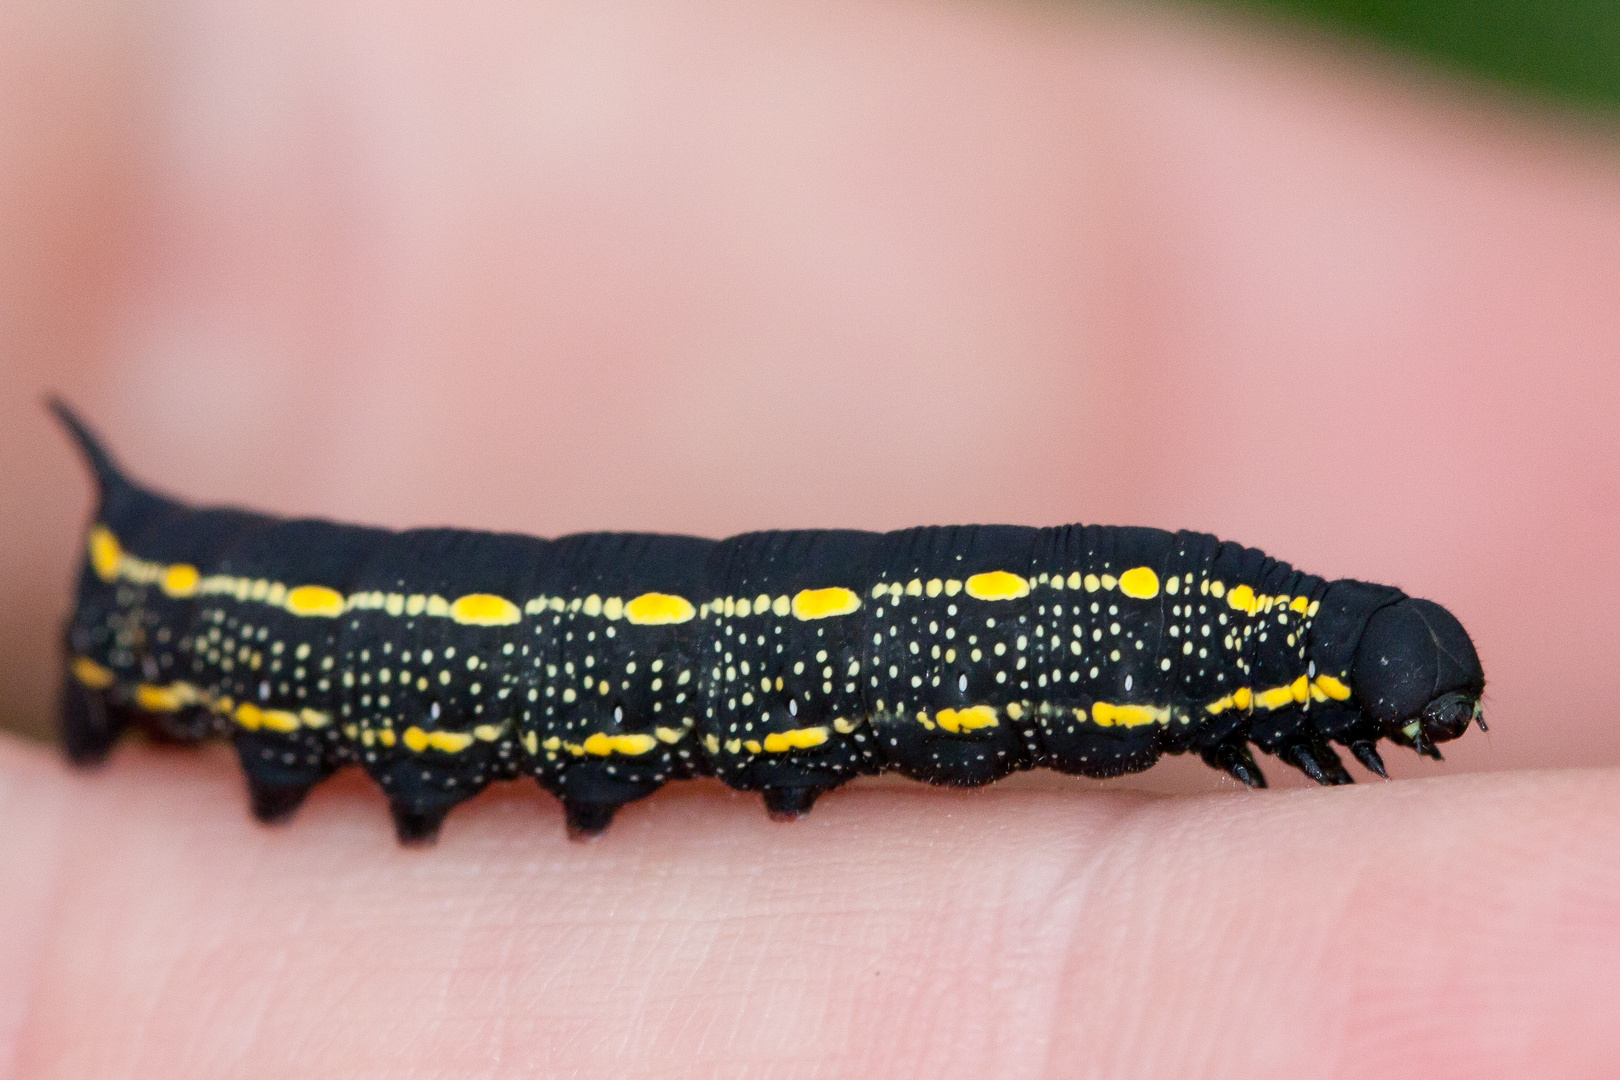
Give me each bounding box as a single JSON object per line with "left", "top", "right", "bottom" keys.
{"left": 403, "top": 726, "right": 475, "bottom": 753}
{"left": 624, "top": 592, "right": 696, "bottom": 625}
{"left": 449, "top": 593, "right": 521, "bottom": 626}
{"left": 135, "top": 682, "right": 197, "bottom": 712}
{"left": 1118, "top": 566, "right": 1159, "bottom": 600}
{"left": 88, "top": 525, "right": 122, "bottom": 582}
{"left": 1226, "top": 584, "right": 1257, "bottom": 615}
{"left": 762, "top": 726, "right": 830, "bottom": 752}
{"left": 285, "top": 585, "right": 346, "bottom": 617}
{"left": 1255, "top": 676, "right": 1309, "bottom": 710}
{"left": 1313, "top": 674, "right": 1352, "bottom": 701}
{"left": 791, "top": 587, "right": 861, "bottom": 620}
{"left": 71, "top": 656, "right": 116, "bottom": 690}
{"left": 582, "top": 732, "right": 658, "bottom": 756}
{"left": 964, "top": 571, "right": 1029, "bottom": 601}
{"left": 1089, "top": 701, "right": 1170, "bottom": 728}
{"left": 934, "top": 705, "right": 999, "bottom": 733}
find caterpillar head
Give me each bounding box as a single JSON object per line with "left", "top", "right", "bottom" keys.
{"left": 1351, "top": 597, "right": 1485, "bottom": 752}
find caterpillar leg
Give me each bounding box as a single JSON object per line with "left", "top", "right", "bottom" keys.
{"left": 246, "top": 778, "right": 317, "bottom": 825}
{"left": 232, "top": 730, "right": 338, "bottom": 826}
{"left": 1201, "top": 741, "right": 1267, "bottom": 788}
{"left": 1347, "top": 739, "right": 1389, "bottom": 778}
{"left": 549, "top": 767, "right": 664, "bottom": 841}
{"left": 561, "top": 799, "right": 621, "bottom": 840}
{"left": 389, "top": 798, "right": 458, "bottom": 847}
{"left": 58, "top": 675, "right": 127, "bottom": 766}
{"left": 761, "top": 785, "right": 828, "bottom": 822}
{"left": 1280, "top": 740, "right": 1354, "bottom": 786}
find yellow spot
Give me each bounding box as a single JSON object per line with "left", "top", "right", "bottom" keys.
{"left": 300, "top": 708, "right": 331, "bottom": 729}
{"left": 905, "top": 579, "right": 923, "bottom": 596}
{"left": 926, "top": 578, "right": 943, "bottom": 597}
{"left": 724, "top": 738, "right": 743, "bottom": 754}
{"left": 1101, "top": 574, "right": 1117, "bottom": 590}
{"left": 582, "top": 732, "right": 657, "bottom": 756}
{"left": 792, "top": 587, "right": 861, "bottom": 620}
{"left": 1090, "top": 701, "right": 1170, "bottom": 728}
{"left": 259, "top": 709, "right": 300, "bottom": 733}
{"left": 1006, "top": 702, "right": 1024, "bottom": 719}
{"left": 1118, "top": 566, "right": 1159, "bottom": 600}
{"left": 286, "top": 585, "right": 346, "bottom": 617}
{"left": 744, "top": 740, "right": 763, "bottom": 753}
{"left": 473, "top": 724, "right": 504, "bottom": 741}
{"left": 735, "top": 597, "right": 753, "bottom": 617}
{"left": 522, "top": 732, "right": 540, "bottom": 755}
{"left": 655, "top": 726, "right": 685, "bottom": 743}
{"left": 450, "top": 593, "right": 521, "bottom": 626}
{"left": 1209, "top": 580, "right": 1226, "bottom": 598}
{"left": 945, "top": 579, "right": 962, "bottom": 596}
{"left": 833, "top": 717, "right": 859, "bottom": 734}
{"left": 1291, "top": 596, "right": 1310, "bottom": 613}
{"left": 964, "top": 571, "right": 1030, "bottom": 602}
{"left": 88, "top": 526, "right": 122, "bottom": 582}
{"left": 71, "top": 656, "right": 116, "bottom": 690}
{"left": 762, "top": 727, "right": 829, "bottom": 752}
{"left": 1084, "top": 574, "right": 1100, "bottom": 592}
{"left": 583, "top": 594, "right": 603, "bottom": 617}
{"left": 772, "top": 595, "right": 790, "bottom": 617}
{"left": 602, "top": 596, "right": 624, "bottom": 620}
{"left": 1165, "top": 576, "right": 1180, "bottom": 596}
{"left": 1226, "top": 584, "right": 1256, "bottom": 613}
{"left": 704, "top": 734, "right": 721, "bottom": 754}
{"left": 1205, "top": 686, "right": 1256, "bottom": 715}
{"left": 935, "top": 705, "right": 999, "bottom": 733}
{"left": 160, "top": 564, "right": 200, "bottom": 598}
{"left": 542, "top": 736, "right": 561, "bottom": 751}
{"left": 404, "top": 726, "right": 474, "bottom": 753}
{"left": 1255, "top": 676, "right": 1309, "bottom": 710}
{"left": 135, "top": 683, "right": 195, "bottom": 712}
{"left": 1313, "top": 675, "right": 1352, "bottom": 701}
{"left": 375, "top": 728, "right": 397, "bottom": 747}
{"left": 625, "top": 592, "right": 697, "bottom": 625}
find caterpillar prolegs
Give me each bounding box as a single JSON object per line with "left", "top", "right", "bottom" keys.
{"left": 52, "top": 402, "right": 1486, "bottom": 844}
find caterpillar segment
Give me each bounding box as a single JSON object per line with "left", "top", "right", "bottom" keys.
{"left": 51, "top": 400, "right": 1488, "bottom": 844}
{"left": 522, "top": 531, "right": 714, "bottom": 838}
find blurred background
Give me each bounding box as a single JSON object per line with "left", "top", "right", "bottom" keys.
{"left": 1207, "top": 0, "right": 1619, "bottom": 113}
{"left": 1, "top": 0, "right": 1617, "bottom": 792}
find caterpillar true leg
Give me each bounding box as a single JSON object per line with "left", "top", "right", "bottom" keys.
{"left": 1202, "top": 741, "right": 1267, "bottom": 789}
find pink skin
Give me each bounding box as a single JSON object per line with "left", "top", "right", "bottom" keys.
{"left": 2, "top": 1, "right": 1619, "bottom": 1076}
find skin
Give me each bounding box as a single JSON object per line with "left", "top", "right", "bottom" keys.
{"left": 2, "top": 1, "right": 1619, "bottom": 1076}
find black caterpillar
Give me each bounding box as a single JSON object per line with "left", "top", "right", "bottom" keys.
{"left": 52, "top": 401, "right": 1486, "bottom": 844}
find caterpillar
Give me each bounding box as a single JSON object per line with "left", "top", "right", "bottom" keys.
{"left": 51, "top": 400, "right": 1486, "bottom": 845}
